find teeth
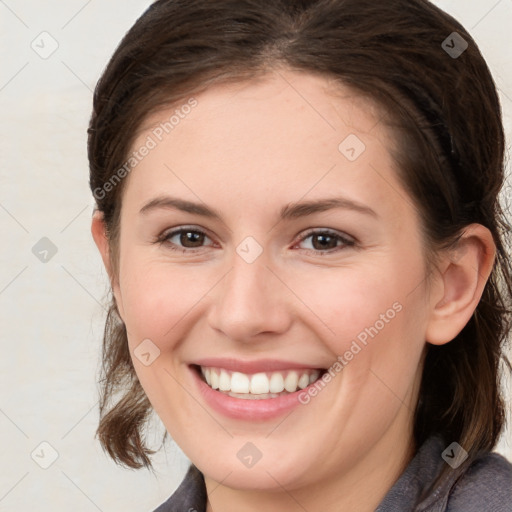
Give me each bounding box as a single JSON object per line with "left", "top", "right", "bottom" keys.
{"left": 219, "top": 369, "right": 231, "bottom": 391}
{"left": 309, "top": 372, "right": 320, "bottom": 384}
{"left": 210, "top": 369, "right": 219, "bottom": 389}
{"left": 231, "top": 372, "right": 250, "bottom": 393}
{"left": 269, "top": 372, "right": 284, "bottom": 393}
{"left": 199, "top": 366, "right": 322, "bottom": 396}
{"left": 284, "top": 371, "right": 299, "bottom": 392}
{"left": 250, "top": 373, "right": 270, "bottom": 394}
{"left": 298, "top": 373, "right": 310, "bottom": 389}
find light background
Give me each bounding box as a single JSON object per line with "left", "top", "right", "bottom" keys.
{"left": 0, "top": 1, "right": 511, "bottom": 510}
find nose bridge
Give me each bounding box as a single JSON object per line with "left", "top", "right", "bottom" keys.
{"left": 207, "top": 247, "right": 290, "bottom": 341}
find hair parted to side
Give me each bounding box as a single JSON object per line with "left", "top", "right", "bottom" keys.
{"left": 88, "top": 0, "right": 512, "bottom": 493}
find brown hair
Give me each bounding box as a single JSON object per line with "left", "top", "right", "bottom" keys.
{"left": 88, "top": 0, "right": 512, "bottom": 495}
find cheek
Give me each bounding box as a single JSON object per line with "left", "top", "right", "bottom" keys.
{"left": 118, "top": 255, "right": 212, "bottom": 344}
{"left": 116, "top": 255, "right": 207, "bottom": 420}
{"left": 290, "top": 254, "right": 428, "bottom": 416}
{"left": 289, "top": 259, "right": 424, "bottom": 352}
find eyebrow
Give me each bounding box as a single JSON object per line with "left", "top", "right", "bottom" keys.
{"left": 139, "top": 195, "right": 378, "bottom": 220}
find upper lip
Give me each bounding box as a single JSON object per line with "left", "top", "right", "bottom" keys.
{"left": 191, "top": 357, "right": 326, "bottom": 374}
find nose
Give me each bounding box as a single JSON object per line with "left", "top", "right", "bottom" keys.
{"left": 206, "top": 251, "right": 292, "bottom": 342}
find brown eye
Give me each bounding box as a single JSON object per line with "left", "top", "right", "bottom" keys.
{"left": 176, "top": 230, "right": 205, "bottom": 248}
{"left": 158, "top": 227, "right": 213, "bottom": 252}
{"left": 310, "top": 233, "right": 339, "bottom": 251}
{"left": 296, "top": 229, "right": 355, "bottom": 254}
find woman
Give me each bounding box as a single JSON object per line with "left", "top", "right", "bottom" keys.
{"left": 88, "top": 0, "right": 512, "bottom": 510}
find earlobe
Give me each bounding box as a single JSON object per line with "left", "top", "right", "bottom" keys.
{"left": 425, "top": 224, "right": 496, "bottom": 346}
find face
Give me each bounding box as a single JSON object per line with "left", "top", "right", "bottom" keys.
{"left": 103, "top": 70, "right": 433, "bottom": 491}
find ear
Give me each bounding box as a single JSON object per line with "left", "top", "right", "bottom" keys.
{"left": 425, "top": 224, "right": 496, "bottom": 345}
{"left": 91, "top": 209, "right": 125, "bottom": 319}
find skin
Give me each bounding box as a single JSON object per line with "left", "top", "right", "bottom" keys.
{"left": 92, "top": 69, "right": 495, "bottom": 512}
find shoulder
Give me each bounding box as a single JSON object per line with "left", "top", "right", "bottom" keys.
{"left": 446, "top": 451, "right": 512, "bottom": 512}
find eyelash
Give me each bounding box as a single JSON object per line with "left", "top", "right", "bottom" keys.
{"left": 155, "top": 226, "right": 356, "bottom": 255}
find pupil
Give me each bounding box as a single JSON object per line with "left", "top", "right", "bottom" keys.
{"left": 313, "top": 234, "right": 336, "bottom": 250}
{"left": 182, "top": 231, "right": 203, "bottom": 247}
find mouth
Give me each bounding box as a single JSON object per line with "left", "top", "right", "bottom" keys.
{"left": 191, "top": 364, "right": 327, "bottom": 400}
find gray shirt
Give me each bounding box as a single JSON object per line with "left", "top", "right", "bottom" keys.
{"left": 153, "top": 435, "right": 512, "bottom": 511}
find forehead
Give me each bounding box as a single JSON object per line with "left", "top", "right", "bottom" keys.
{"left": 139, "top": 70, "right": 387, "bottom": 149}
{"left": 124, "top": 69, "right": 408, "bottom": 223}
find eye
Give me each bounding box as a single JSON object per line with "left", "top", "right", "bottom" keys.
{"left": 156, "top": 226, "right": 214, "bottom": 253}
{"left": 155, "top": 226, "right": 355, "bottom": 255}
{"left": 293, "top": 229, "right": 355, "bottom": 254}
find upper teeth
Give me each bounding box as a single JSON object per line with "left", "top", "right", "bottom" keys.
{"left": 200, "top": 367, "right": 321, "bottom": 394}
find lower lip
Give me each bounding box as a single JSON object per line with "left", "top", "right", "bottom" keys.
{"left": 189, "top": 365, "right": 319, "bottom": 421}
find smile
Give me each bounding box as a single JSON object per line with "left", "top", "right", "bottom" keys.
{"left": 195, "top": 365, "right": 325, "bottom": 399}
